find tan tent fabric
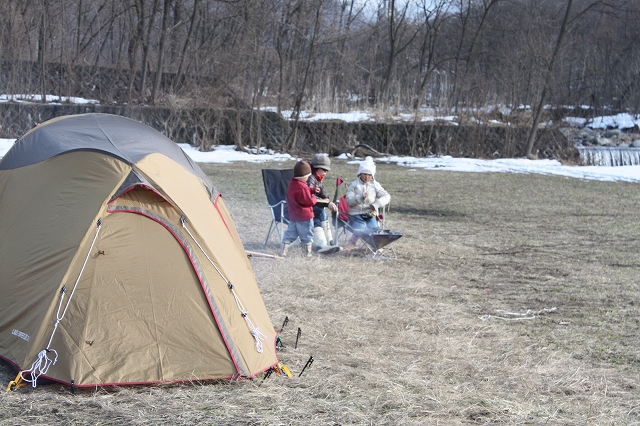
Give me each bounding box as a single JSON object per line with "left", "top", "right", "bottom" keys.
{"left": 0, "top": 114, "right": 278, "bottom": 387}
{"left": 0, "top": 151, "right": 130, "bottom": 371}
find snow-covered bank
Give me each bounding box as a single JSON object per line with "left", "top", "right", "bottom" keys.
{"left": 3, "top": 138, "right": 640, "bottom": 182}
{"left": 372, "top": 155, "right": 640, "bottom": 182}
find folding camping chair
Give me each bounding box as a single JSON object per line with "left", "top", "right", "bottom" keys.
{"left": 331, "top": 195, "right": 351, "bottom": 246}
{"left": 262, "top": 168, "right": 294, "bottom": 246}
{"left": 332, "top": 191, "right": 403, "bottom": 260}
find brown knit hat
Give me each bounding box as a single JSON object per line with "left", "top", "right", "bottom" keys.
{"left": 293, "top": 161, "right": 312, "bottom": 177}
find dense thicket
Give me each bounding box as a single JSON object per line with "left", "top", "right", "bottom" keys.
{"left": 0, "top": 0, "right": 636, "bottom": 148}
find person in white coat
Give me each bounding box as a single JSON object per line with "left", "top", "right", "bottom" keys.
{"left": 343, "top": 156, "right": 390, "bottom": 250}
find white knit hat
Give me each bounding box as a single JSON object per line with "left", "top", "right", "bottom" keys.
{"left": 357, "top": 156, "right": 376, "bottom": 176}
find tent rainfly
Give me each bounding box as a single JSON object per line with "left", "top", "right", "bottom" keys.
{"left": 0, "top": 114, "right": 278, "bottom": 388}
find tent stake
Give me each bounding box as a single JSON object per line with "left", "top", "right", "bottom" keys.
{"left": 298, "top": 356, "right": 314, "bottom": 377}
{"left": 259, "top": 368, "right": 273, "bottom": 386}
{"left": 279, "top": 316, "right": 289, "bottom": 333}
{"left": 294, "top": 328, "right": 301, "bottom": 349}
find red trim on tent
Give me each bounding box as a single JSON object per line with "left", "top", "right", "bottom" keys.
{"left": 1, "top": 355, "right": 277, "bottom": 388}
{"left": 213, "top": 193, "right": 236, "bottom": 243}
{"left": 106, "top": 207, "right": 244, "bottom": 377}
{"left": 0, "top": 354, "right": 21, "bottom": 371}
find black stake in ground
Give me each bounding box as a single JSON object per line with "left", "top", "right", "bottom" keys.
{"left": 279, "top": 316, "right": 289, "bottom": 333}
{"left": 260, "top": 367, "right": 273, "bottom": 386}
{"left": 295, "top": 327, "right": 301, "bottom": 349}
{"left": 298, "top": 356, "right": 314, "bottom": 377}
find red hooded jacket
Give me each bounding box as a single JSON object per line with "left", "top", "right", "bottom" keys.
{"left": 286, "top": 178, "right": 317, "bottom": 221}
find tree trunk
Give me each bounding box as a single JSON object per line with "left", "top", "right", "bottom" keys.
{"left": 38, "top": 0, "right": 49, "bottom": 103}
{"left": 288, "top": 0, "right": 324, "bottom": 151}
{"left": 128, "top": 0, "right": 145, "bottom": 102}
{"left": 140, "top": 0, "right": 160, "bottom": 102}
{"left": 525, "top": 0, "right": 573, "bottom": 159}
{"left": 174, "top": 0, "right": 200, "bottom": 90}
{"left": 152, "top": 0, "right": 173, "bottom": 104}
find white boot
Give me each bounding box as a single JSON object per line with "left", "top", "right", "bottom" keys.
{"left": 313, "top": 226, "right": 328, "bottom": 251}
{"left": 281, "top": 243, "right": 290, "bottom": 257}
{"left": 321, "top": 221, "right": 334, "bottom": 246}
{"left": 319, "top": 221, "right": 342, "bottom": 254}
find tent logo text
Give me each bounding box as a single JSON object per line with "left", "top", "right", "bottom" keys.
{"left": 12, "top": 329, "right": 29, "bottom": 341}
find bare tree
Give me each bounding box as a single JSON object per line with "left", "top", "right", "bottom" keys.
{"left": 378, "top": 0, "right": 419, "bottom": 107}
{"left": 173, "top": 0, "right": 200, "bottom": 92}
{"left": 151, "top": 0, "right": 173, "bottom": 104}
{"left": 139, "top": 0, "right": 160, "bottom": 102}
{"left": 525, "top": 0, "right": 609, "bottom": 158}
{"left": 408, "top": 0, "right": 451, "bottom": 155}
{"left": 287, "top": 0, "right": 325, "bottom": 150}
{"left": 37, "top": 0, "right": 50, "bottom": 102}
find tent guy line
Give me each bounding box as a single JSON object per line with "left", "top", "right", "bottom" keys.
{"left": 179, "top": 216, "right": 268, "bottom": 353}
{"left": 20, "top": 219, "right": 104, "bottom": 388}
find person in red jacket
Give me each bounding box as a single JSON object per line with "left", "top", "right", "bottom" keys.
{"left": 282, "top": 161, "right": 317, "bottom": 257}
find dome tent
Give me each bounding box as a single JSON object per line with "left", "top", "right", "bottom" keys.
{"left": 0, "top": 114, "right": 278, "bottom": 388}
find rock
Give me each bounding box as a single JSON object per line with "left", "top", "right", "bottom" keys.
{"left": 604, "top": 129, "right": 621, "bottom": 138}
{"left": 617, "top": 135, "right": 632, "bottom": 145}
{"left": 630, "top": 140, "right": 640, "bottom": 148}
{"left": 595, "top": 136, "right": 613, "bottom": 146}
{"left": 579, "top": 128, "right": 597, "bottom": 139}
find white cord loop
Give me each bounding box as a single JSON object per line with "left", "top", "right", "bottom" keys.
{"left": 20, "top": 349, "right": 58, "bottom": 387}
{"left": 21, "top": 219, "right": 102, "bottom": 387}
{"left": 181, "top": 217, "right": 266, "bottom": 353}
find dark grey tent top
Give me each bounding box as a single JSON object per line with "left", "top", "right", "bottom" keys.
{"left": 0, "top": 113, "right": 216, "bottom": 197}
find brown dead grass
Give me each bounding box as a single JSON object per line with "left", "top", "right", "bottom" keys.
{"left": 1, "top": 159, "right": 639, "bottom": 425}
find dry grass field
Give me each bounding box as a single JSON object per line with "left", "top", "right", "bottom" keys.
{"left": 1, "top": 159, "right": 639, "bottom": 425}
